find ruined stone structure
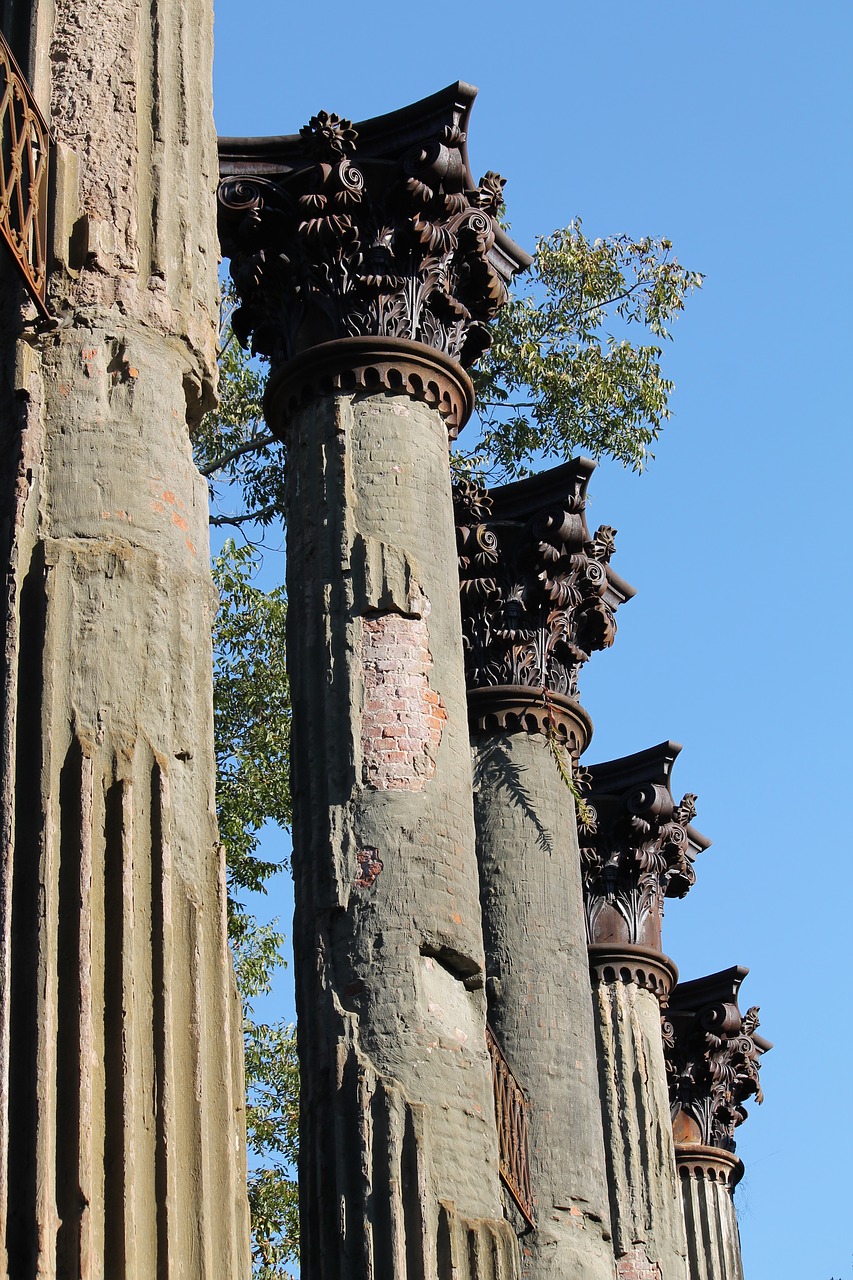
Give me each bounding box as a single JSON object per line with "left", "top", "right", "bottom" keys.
{"left": 456, "top": 464, "right": 631, "bottom": 1279}
{"left": 665, "top": 968, "right": 770, "bottom": 1280}
{"left": 219, "top": 85, "right": 530, "bottom": 1280}
{"left": 220, "top": 83, "right": 770, "bottom": 1280}
{"left": 0, "top": 32, "right": 767, "bottom": 1278}
{"left": 0, "top": 4, "right": 250, "bottom": 1276}
{"left": 581, "top": 746, "right": 705, "bottom": 1279}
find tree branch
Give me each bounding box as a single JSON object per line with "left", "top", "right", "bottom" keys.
{"left": 538, "top": 280, "right": 651, "bottom": 336}
{"left": 199, "top": 432, "right": 276, "bottom": 477}
{"left": 210, "top": 501, "right": 280, "bottom": 529}
{"left": 573, "top": 278, "right": 651, "bottom": 320}
{"left": 218, "top": 327, "right": 239, "bottom": 362}
{"left": 476, "top": 401, "right": 538, "bottom": 410}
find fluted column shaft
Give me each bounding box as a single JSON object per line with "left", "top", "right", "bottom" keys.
{"left": 472, "top": 729, "right": 616, "bottom": 1280}
{"left": 278, "top": 384, "right": 517, "bottom": 1280}
{"left": 0, "top": 0, "right": 250, "bottom": 1274}
{"left": 592, "top": 968, "right": 688, "bottom": 1280}
{"left": 676, "top": 1149, "right": 744, "bottom": 1280}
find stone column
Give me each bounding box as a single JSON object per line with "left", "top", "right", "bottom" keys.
{"left": 663, "top": 967, "right": 770, "bottom": 1280}
{"left": 0, "top": 0, "right": 251, "bottom": 1275}
{"left": 581, "top": 744, "right": 711, "bottom": 1279}
{"left": 589, "top": 952, "right": 683, "bottom": 1280}
{"left": 676, "top": 1149, "right": 744, "bottom": 1280}
{"left": 219, "top": 85, "right": 531, "bottom": 1279}
{"left": 453, "top": 463, "right": 634, "bottom": 1279}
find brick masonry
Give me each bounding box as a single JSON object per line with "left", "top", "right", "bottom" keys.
{"left": 361, "top": 611, "right": 446, "bottom": 790}
{"left": 617, "top": 1246, "right": 663, "bottom": 1279}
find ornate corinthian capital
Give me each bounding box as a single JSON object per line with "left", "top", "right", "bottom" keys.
{"left": 663, "top": 966, "right": 772, "bottom": 1152}
{"left": 580, "top": 741, "right": 710, "bottom": 951}
{"left": 454, "top": 458, "right": 635, "bottom": 750}
{"left": 217, "top": 83, "right": 531, "bottom": 409}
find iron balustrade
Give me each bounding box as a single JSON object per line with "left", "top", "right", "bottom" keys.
{"left": 486, "top": 1023, "right": 535, "bottom": 1229}
{"left": 0, "top": 30, "right": 50, "bottom": 314}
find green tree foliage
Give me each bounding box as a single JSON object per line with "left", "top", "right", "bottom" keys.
{"left": 232, "top": 920, "right": 300, "bottom": 1279}
{"left": 199, "top": 222, "right": 700, "bottom": 1275}
{"left": 467, "top": 220, "right": 702, "bottom": 479}
{"left": 193, "top": 298, "right": 284, "bottom": 532}
{"left": 211, "top": 539, "right": 290, "bottom": 905}
{"left": 208, "top": 531, "right": 298, "bottom": 1272}
{"left": 198, "top": 226, "right": 701, "bottom": 524}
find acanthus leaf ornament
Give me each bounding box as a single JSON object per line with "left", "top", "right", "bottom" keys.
{"left": 454, "top": 458, "right": 635, "bottom": 723}
{"left": 218, "top": 84, "right": 531, "bottom": 374}
{"left": 475, "top": 171, "right": 507, "bottom": 215}
{"left": 298, "top": 111, "right": 358, "bottom": 160}
{"left": 664, "top": 967, "right": 772, "bottom": 1152}
{"left": 578, "top": 742, "right": 711, "bottom": 951}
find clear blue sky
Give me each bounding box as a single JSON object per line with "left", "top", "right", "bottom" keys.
{"left": 212, "top": 3, "right": 853, "bottom": 1275}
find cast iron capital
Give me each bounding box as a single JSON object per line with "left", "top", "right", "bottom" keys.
{"left": 663, "top": 966, "right": 771, "bottom": 1153}
{"left": 579, "top": 742, "right": 710, "bottom": 951}
{"left": 217, "top": 83, "right": 530, "bottom": 433}
{"left": 455, "top": 459, "right": 634, "bottom": 751}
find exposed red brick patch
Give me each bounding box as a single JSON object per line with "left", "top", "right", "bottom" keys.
{"left": 354, "top": 847, "right": 383, "bottom": 888}
{"left": 361, "top": 612, "right": 446, "bottom": 790}
{"left": 616, "top": 1247, "right": 662, "bottom": 1280}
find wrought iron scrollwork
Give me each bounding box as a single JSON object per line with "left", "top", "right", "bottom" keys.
{"left": 0, "top": 31, "right": 50, "bottom": 315}
{"left": 486, "top": 1024, "right": 535, "bottom": 1230}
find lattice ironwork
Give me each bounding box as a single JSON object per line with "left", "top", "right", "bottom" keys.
{"left": 0, "top": 30, "right": 50, "bottom": 314}
{"left": 486, "top": 1023, "right": 535, "bottom": 1229}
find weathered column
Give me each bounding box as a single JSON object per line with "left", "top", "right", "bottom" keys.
{"left": 581, "top": 744, "right": 710, "bottom": 1279}
{"left": 663, "top": 968, "right": 770, "bottom": 1280}
{"left": 455, "top": 463, "right": 634, "bottom": 1278}
{"left": 0, "top": 2, "right": 251, "bottom": 1277}
{"left": 219, "top": 85, "right": 531, "bottom": 1279}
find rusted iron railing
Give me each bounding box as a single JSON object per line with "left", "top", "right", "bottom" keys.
{"left": 0, "top": 30, "right": 50, "bottom": 314}
{"left": 486, "top": 1023, "right": 535, "bottom": 1229}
